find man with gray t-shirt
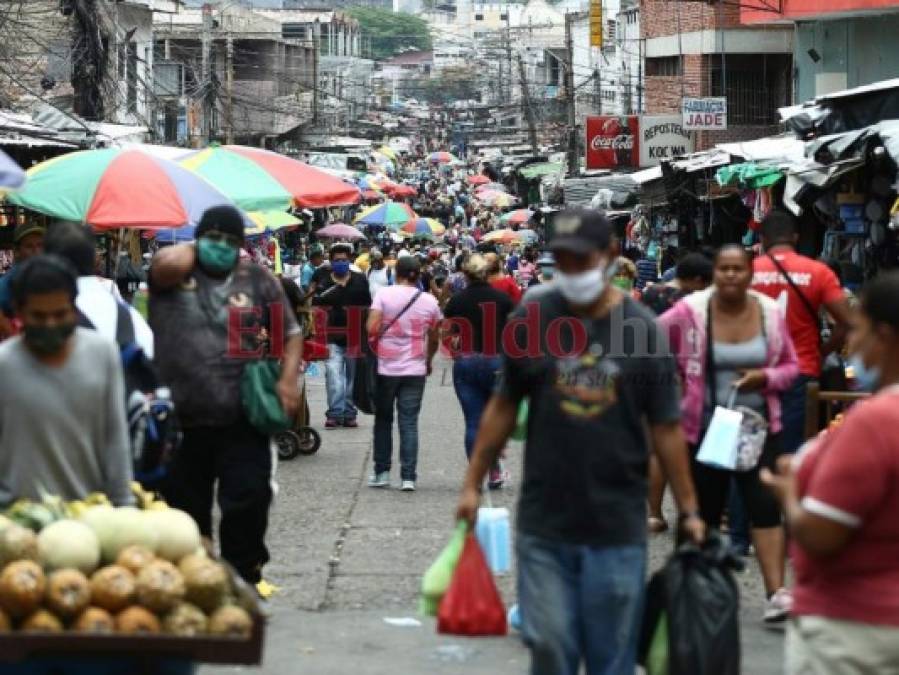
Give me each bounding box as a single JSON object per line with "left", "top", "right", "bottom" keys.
{"left": 0, "top": 255, "right": 132, "bottom": 506}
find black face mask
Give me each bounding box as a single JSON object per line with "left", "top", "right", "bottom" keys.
{"left": 24, "top": 322, "right": 76, "bottom": 355}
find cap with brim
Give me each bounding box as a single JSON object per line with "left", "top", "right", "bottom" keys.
{"left": 13, "top": 223, "right": 45, "bottom": 244}
{"left": 549, "top": 209, "right": 612, "bottom": 253}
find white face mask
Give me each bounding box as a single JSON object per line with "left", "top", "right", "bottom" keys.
{"left": 555, "top": 264, "right": 607, "bottom": 306}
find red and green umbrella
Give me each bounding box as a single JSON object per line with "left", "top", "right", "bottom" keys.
{"left": 399, "top": 218, "right": 445, "bottom": 237}
{"left": 180, "top": 145, "right": 360, "bottom": 212}
{"left": 6, "top": 148, "right": 236, "bottom": 230}
{"left": 354, "top": 201, "right": 416, "bottom": 228}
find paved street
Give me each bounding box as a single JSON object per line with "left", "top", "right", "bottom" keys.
{"left": 203, "top": 357, "right": 784, "bottom": 675}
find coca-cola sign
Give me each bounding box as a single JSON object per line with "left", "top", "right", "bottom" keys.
{"left": 585, "top": 116, "right": 639, "bottom": 170}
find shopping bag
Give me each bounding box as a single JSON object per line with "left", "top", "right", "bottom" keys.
{"left": 695, "top": 406, "right": 742, "bottom": 470}
{"left": 510, "top": 398, "right": 529, "bottom": 442}
{"left": 437, "top": 534, "right": 507, "bottom": 636}
{"left": 352, "top": 350, "right": 379, "bottom": 416}
{"left": 475, "top": 507, "right": 511, "bottom": 575}
{"left": 420, "top": 521, "right": 468, "bottom": 616}
{"left": 241, "top": 360, "right": 291, "bottom": 435}
{"left": 638, "top": 532, "right": 742, "bottom": 675}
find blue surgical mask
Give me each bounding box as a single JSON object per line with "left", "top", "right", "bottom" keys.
{"left": 331, "top": 260, "right": 350, "bottom": 277}
{"left": 848, "top": 353, "right": 881, "bottom": 392}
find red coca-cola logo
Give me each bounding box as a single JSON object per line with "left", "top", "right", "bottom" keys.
{"left": 591, "top": 134, "right": 634, "bottom": 151}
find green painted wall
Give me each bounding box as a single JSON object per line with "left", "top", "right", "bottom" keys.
{"left": 795, "top": 15, "right": 899, "bottom": 102}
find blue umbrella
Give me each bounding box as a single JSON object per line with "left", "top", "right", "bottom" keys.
{"left": 0, "top": 150, "right": 26, "bottom": 191}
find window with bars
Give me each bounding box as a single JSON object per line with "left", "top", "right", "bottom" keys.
{"left": 645, "top": 56, "right": 681, "bottom": 76}
{"left": 709, "top": 53, "right": 791, "bottom": 125}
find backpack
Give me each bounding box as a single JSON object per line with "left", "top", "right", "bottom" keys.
{"left": 77, "top": 302, "right": 180, "bottom": 487}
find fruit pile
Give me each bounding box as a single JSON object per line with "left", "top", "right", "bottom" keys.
{"left": 0, "top": 487, "right": 254, "bottom": 639}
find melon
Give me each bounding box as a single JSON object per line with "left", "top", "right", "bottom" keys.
{"left": 163, "top": 602, "right": 208, "bottom": 636}
{"left": 45, "top": 569, "right": 91, "bottom": 618}
{"left": 37, "top": 520, "right": 101, "bottom": 574}
{"left": 72, "top": 606, "right": 115, "bottom": 633}
{"left": 115, "top": 606, "right": 161, "bottom": 634}
{"left": 135, "top": 560, "right": 185, "bottom": 613}
{"left": 81, "top": 506, "right": 158, "bottom": 562}
{"left": 89, "top": 565, "right": 136, "bottom": 613}
{"left": 208, "top": 605, "right": 253, "bottom": 638}
{"left": 0, "top": 525, "right": 38, "bottom": 568}
{"left": 182, "top": 559, "right": 229, "bottom": 613}
{"left": 144, "top": 510, "right": 200, "bottom": 562}
{"left": 20, "top": 609, "right": 64, "bottom": 633}
{"left": 116, "top": 545, "right": 155, "bottom": 575}
{"left": 0, "top": 560, "right": 45, "bottom": 618}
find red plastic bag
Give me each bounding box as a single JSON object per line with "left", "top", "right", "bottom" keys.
{"left": 437, "top": 533, "right": 507, "bottom": 636}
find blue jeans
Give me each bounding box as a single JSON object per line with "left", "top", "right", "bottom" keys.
{"left": 325, "top": 343, "right": 357, "bottom": 421}
{"left": 452, "top": 355, "right": 501, "bottom": 459}
{"left": 517, "top": 533, "right": 646, "bottom": 675}
{"left": 373, "top": 375, "right": 426, "bottom": 481}
{"left": 781, "top": 374, "right": 815, "bottom": 453}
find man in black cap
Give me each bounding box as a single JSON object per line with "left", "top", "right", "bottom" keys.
{"left": 455, "top": 209, "right": 703, "bottom": 675}
{"left": 0, "top": 221, "right": 45, "bottom": 338}
{"left": 149, "top": 205, "right": 303, "bottom": 586}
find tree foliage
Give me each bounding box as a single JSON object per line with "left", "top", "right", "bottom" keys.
{"left": 347, "top": 7, "right": 432, "bottom": 60}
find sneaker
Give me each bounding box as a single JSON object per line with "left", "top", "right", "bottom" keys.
{"left": 488, "top": 461, "right": 510, "bottom": 490}
{"left": 342, "top": 418, "right": 358, "bottom": 428}
{"left": 368, "top": 471, "right": 390, "bottom": 488}
{"left": 325, "top": 418, "right": 339, "bottom": 429}
{"left": 400, "top": 480, "right": 416, "bottom": 492}
{"left": 763, "top": 588, "right": 793, "bottom": 624}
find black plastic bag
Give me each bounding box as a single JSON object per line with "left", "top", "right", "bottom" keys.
{"left": 639, "top": 531, "right": 743, "bottom": 675}
{"left": 352, "top": 344, "right": 378, "bottom": 416}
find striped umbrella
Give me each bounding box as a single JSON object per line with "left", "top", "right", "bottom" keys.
{"left": 152, "top": 210, "right": 296, "bottom": 243}
{"left": 354, "top": 201, "right": 416, "bottom": 228}
{"left": 428, "top": 151, "right": 460, "bottom": 164}
{"left": 399, "top": 218, "right": 446, "bottom": 237}
{"left": 7, "top": 148, "right": 236, "bottom": 230}
{"left": 180, "top": 144, "right": 360, "bottom": 212}
{"left": 500, "top": 209, "right": 535, "bottom": 226}
{"left": 478, "top": 191, "right": 518, "bottom": 208}
{"left": 482, "top": 228, "right": 524, "bottom": 244}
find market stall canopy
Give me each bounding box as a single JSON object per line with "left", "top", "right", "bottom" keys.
{"left": 779, "top": 77, "right": 899, "bottom": 139}
{"left": 7, "top": 147, "right": 237, "bottom": 230}
{"left": 587, "top": 167, "right": 664, "bottom": 211}
{"left": 246, "top": 210, "right": 302, "bottom": 237}
{"left": 716, "top": 135, "right": 805, "bottom": 165}
{"left": 518, "top": 162, "right": 564, "bottom": 180}
{"left": 500, "top": 209, "right": 534, "bottom": 226}
{"left": 180, "top": 145, "right": 361, "bottom": 212}
{"left": 0, "top": 150, "right": 25, "bottom": 191}
{"left": 399, "top": 218, "right": 445, "bottom": 236}
{"left": 316, "top": 223, "right": 365, "bottom": 241}
{"left": 482, "top": 228, "right": 525, "bottom": 244}
{"left": 716, "top": 163, "right": 784, "bottom": 189}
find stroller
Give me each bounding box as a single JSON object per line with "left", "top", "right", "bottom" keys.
{"left": 273, "top": 298, "right": 328, "bottom": 460}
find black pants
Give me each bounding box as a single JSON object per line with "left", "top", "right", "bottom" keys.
{"left": 690, "top": 433, "right": 782, "bottom": 530}
{"left": 163, "top": 421, "right": 272, "bottom": 583}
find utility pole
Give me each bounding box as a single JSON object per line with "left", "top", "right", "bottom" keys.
{"left": 517, "top": 54, "right": 538, "bottom": 155}
{"left": 199, "top": 4, "right": 213, "bottom": 146}
{"left": 225, "top": 36, "right": 234, "bottom": 144}
{"left": 564, "top": 12, "right": 578, "bottom": 176}
{"left": 504, "top": 12, "right": 512, "bottom": 102}
{"left": 312, "top": 20, "right": 320, "bottom": 125}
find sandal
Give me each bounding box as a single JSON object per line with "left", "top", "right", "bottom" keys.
{"left": 648, "top": 517, "right": 669, "bottom": 534}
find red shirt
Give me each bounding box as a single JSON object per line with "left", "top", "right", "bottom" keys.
{"left": 490, "top": 276, "right": 522, "bottom": 305}
{"left": 793, "top": 389, "right": 899, "bottom": 626}
{"left": 752, "top": 250, "right": 844, "bottom": 377}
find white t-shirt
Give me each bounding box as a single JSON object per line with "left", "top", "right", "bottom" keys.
{"left": 76, "top": 277, "right": 155, "bottom": 358}
{"left": 398, "top": 248, "right": 412, "bottom": 259}
{"left": 367, "top": 266, "right": 392, "bottom": 298}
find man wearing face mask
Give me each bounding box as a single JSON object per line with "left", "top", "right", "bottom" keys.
{"left": 0, "top": 255, "right": 133, "bottom": 505}
{"left": 149, "top": 205, "right": 303, "bottom": 585}
{"left": 455, "top": 209, "right": 704, "bottom": 675}
{"left": 312, "top": 243, "right": 372, "bottom": 429}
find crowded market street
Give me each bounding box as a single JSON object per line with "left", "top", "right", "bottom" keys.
{"left": 201, "top": 359, "right": 783, "bottom": 675}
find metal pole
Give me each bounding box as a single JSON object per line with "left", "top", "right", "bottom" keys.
{"left": 225, "top": 36, "right": 234, "bottom": 144}
{"left": 200, "top": 5, "right": 212, "bottom": 146}
{"left": 517, "top": 54, "right": 538, "bottom": 155}
{"left": 505, "top": 13, "right": 512, "bottom": 102}
{"left": 565, "top": 13, "right": 577, "bottom": 176}
{"left": 313, "top": 21, "right": 320, "bottom": 124}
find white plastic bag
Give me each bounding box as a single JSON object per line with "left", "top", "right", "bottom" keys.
{"left": 696, "top": 406, "right": 743, "bottom": 470}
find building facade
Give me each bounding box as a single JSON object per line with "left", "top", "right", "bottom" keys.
{"left": 641, "top": 0, "right": 793, "bottom": 148}
{"left": 742, "top": 0, "right": 899, "bottom": 101}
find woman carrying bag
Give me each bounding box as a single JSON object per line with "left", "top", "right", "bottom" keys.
{"left": 660, "top": 245, "right": 799, "bottom": 623}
